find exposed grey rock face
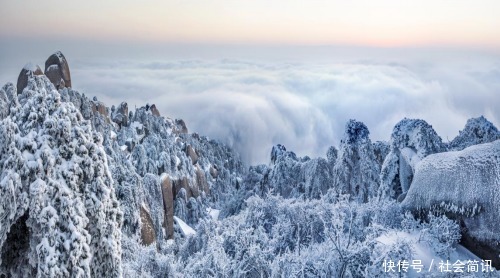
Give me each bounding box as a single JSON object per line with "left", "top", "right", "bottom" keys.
{"left": 140, "top": 206, "right": 157, "bottom": 246}
{"left": 402, "top": 140, "right": 500, "bottom": 268}
{"left": 16, "top": 63, "right": 44, "bottom": 94}
{"left": 161, "top": 176, "right": 175, "bottom": 240}
{"left": 379, "top": 118, "right": 445, "bottom": 200}
{"left": 173, "top": 119, "right": 188, "bottom": 134}
{"left": 186, "top": 145, "right": 199, "bottom": 165}
{"left": 150, "top": 104, "right": 160, "bottom": 117}
{"left": 112, "top": 102, "right": 129, "bottom": 127}
{"left": 449, "top": 116, "right": 500, "bottom": 151}
{"left": 45, "top": 51, "right": 71, "bottom": 89}
{"left": 209, "top": 165, "right": 218, "bottom": 179}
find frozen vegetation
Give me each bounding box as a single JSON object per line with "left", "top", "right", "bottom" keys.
{"left": 0, "top": 54, "right": 499, "bottom": 277}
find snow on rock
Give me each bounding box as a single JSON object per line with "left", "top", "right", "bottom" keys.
{"left": 332, "top": 119, "right": 380, "bottom": 202}
{"left": 449, "top": 116, "right": 500, "bottom": 151}
{"left": 142, "top": 174, "right": 166, "bottom": 244}
{"left": 44, "top": 51, "right": 71, "bottom": 89}
{"left": 380, "top": 118, "right": 445, "bottom": 200}
{"left": 17, "top": 63, "right": 44, "bottom": 94}
{"left": 111, "top": 102, "right": 129, "bottom": 127}
{"left": 271, "top": 144, "right": 287, "bottom": 164}
{"left": 174, "top": 216, "right": 196, "bottom": 236}
{"left": 402, "top": 140, "right": 500, "bottom": 268}
{"left": 261, "top": 144, "right": 334, "bottom": 199}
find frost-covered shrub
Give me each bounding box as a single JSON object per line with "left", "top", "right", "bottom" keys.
{"left": 364, "top": 237, "right": 413, "bottom": 277}
{"left": 121, "top": 235, "right": 174, "bottom": 278}
{"left": 420, "top": 214, "right": 461, "bottom": 257}
{"left": 402, "top": 212, "right": 461, "bottom": 258}
{"left": 369, "top": 199, "right": 404, "bottom": 229}
{"left": 175, "top": 194, "right": 400, "bottom": 277}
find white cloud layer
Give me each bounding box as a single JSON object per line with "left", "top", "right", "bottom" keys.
{"left": 66, "top": 57, "right": 500, "bottom": 165}
{"left": 2, "top": 45, "right": 499, "bottom": 165}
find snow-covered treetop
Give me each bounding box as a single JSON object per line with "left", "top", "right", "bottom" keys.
{"left": 270, "top": 144, "right": 297, "bottom": 164}
{"left": 326, "top": 146, "right": 338, "bottom": 165}
{"left": 342, "top": 119, "right": 370, "bottom": 145}
{"left": 0, "top": 74, "right": 122, "bottom": 277}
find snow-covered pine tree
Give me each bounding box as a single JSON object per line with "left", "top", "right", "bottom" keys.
{"left": 0, "top": 75, "right": 122, "bottom": 277}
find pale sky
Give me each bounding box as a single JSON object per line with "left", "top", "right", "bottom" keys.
{"left": 1, "top": 0, "right": 500, "bottom": 47}
{"left": 1, "top": 1, "right": 499, "bottom": 164}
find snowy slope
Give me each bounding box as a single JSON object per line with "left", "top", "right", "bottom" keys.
{"left": 173, "top": 216, "right": 196, "bottom": 236}
{"left": 376, "top": 231, "right": 483, "bottom": 277}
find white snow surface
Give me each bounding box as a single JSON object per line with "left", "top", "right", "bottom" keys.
{"left": 377, "top": 231, "right": 481, "bottom": 277}
{"left": 400, "top": 147, "right": 421, "bottom": 170}
{"left": 23, "top": 62, "right": 38, "bottom": 72}
{"left": 403, "top": 140, "right": 500, "bottom": 242}
{"left": 160, "top": 173, "right": 168, "bottom": 183}
{"left": 173, "top": 216, "right": 196, "bottom": 236}
{"left": 130, "top": 121, "right": 143, "bottom": 130}
{"left": 206, "top": 208, "right": 220, "bottom": 220}
{"left": 46, "top": 64, "right": 59, "bottom": 71}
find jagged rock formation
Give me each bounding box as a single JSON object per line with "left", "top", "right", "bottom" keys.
{"left": 402, "top": 140, "right": 500, "bottom": 268}
{"left": 45, "top": 51, "right": 71, "bottom": 89}
{"left": 140, "top": 206, "right": 157, "bottom": 246}
{"left": 246, "top": 144, "right": 333, "bottom": 199}
{"left": 449, "top": 116, "right": 500, "bottom": 151}
{"left": 150, "top": 104, "right": 160, "bottom": 117}
{"left": 185, "top": 145, "right": 199, "bottom": 165}
{"left": 111, "top": 102, "right": 129, "bottom": 128}
{"left": 160, "top": 175, "right": 175, "bottom": 239}
{"left": 173, "top": 119, "right": 188, "bottom": 134}
{"left": 16, "top": 63, "right": 44, "bottom": 94}
{"left": 332, "top": 120, "right": 380, "bottom": 202}
{"left": 0, "top": 75, "right": 122, "bottom": 277}
{"left": 379, "top": 118, "right": 445, "bottom": 200}
{"left": 1, "top": 57, "right": 245, "bottom": 276}
{"left": 16, "top": 51, "right": 71, "bottom": 97}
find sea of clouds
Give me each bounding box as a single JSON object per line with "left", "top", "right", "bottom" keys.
{"left": 1, "top": 44, "right": 499, "bottom": 165}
